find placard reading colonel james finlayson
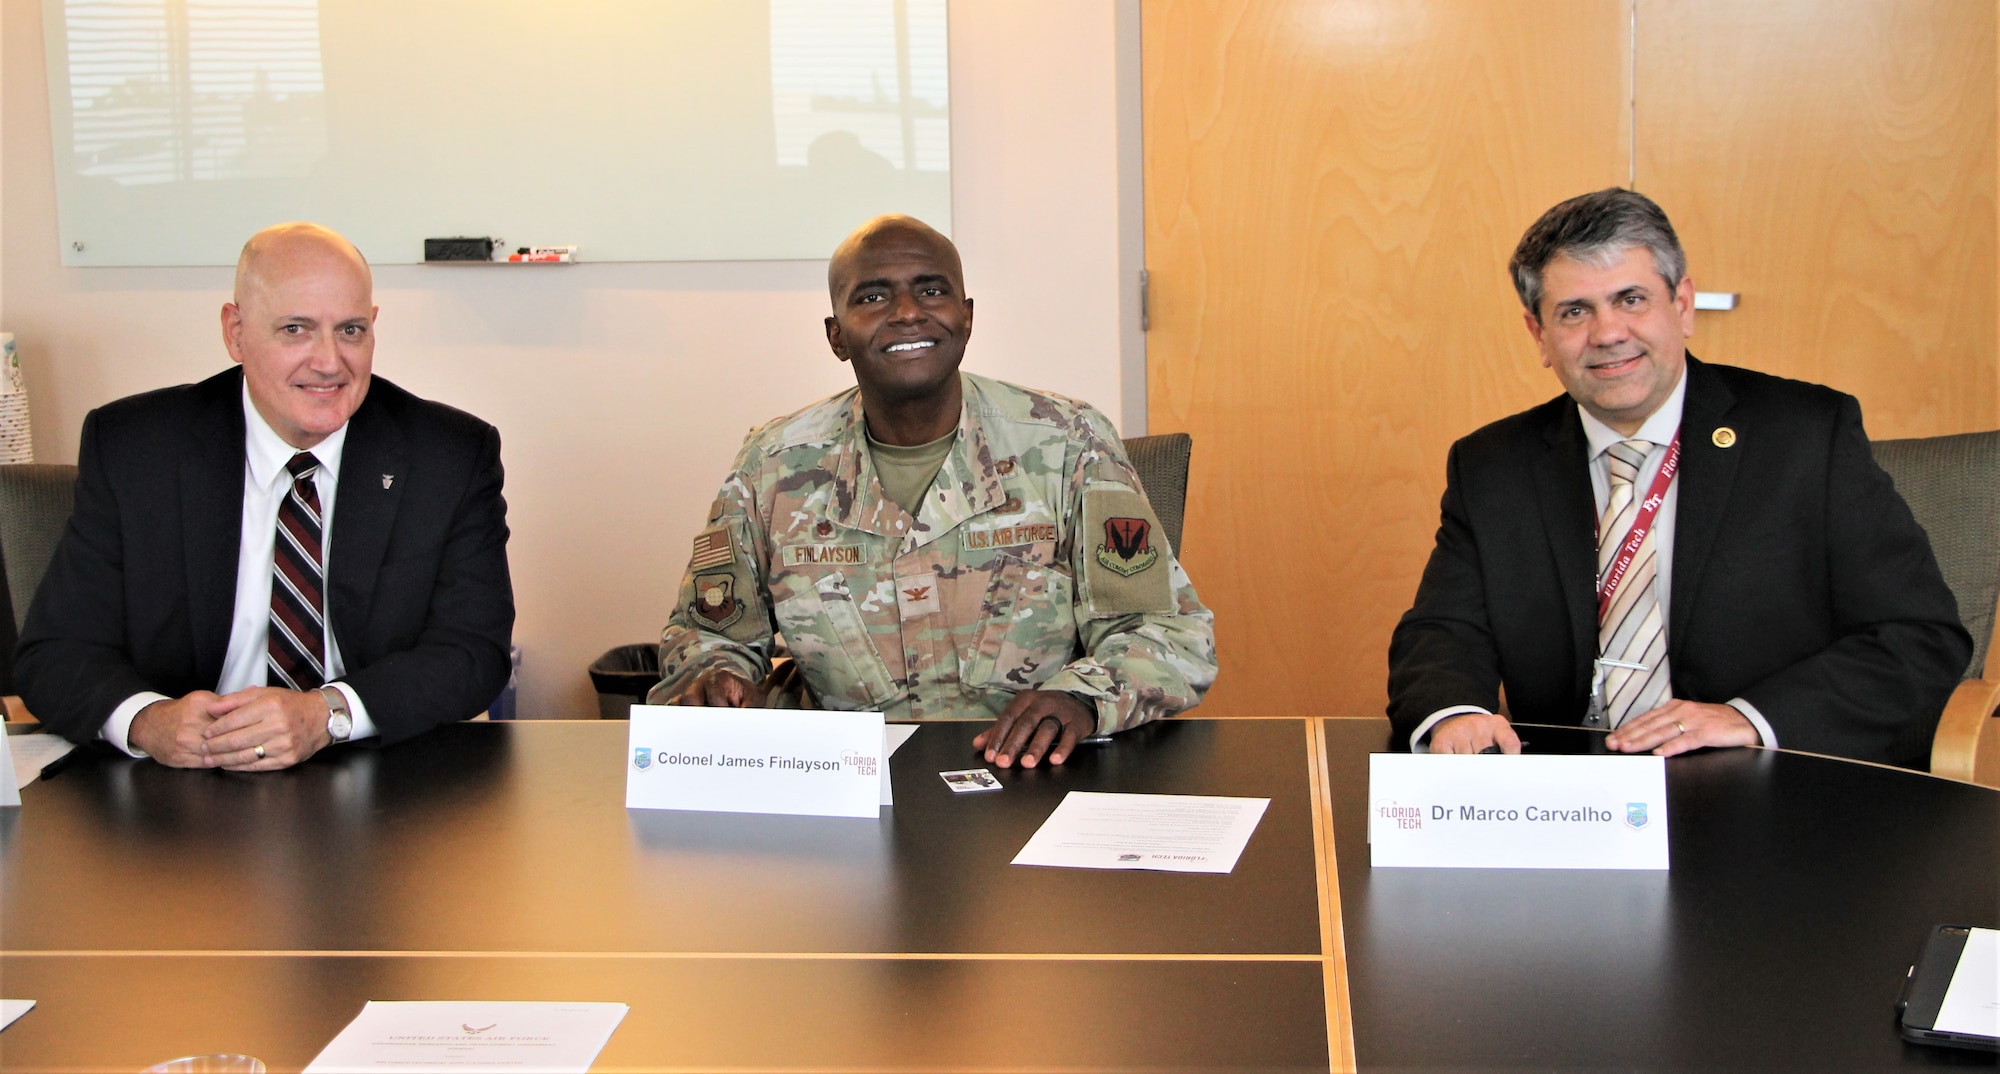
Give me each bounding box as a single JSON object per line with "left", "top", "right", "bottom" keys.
{"left": 626, "top": 706, "right": 887, "bottom": 818}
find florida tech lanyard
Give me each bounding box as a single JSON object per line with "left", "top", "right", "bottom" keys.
{"left": 1595, "top": 431, "right": 1682, "bottom": 624}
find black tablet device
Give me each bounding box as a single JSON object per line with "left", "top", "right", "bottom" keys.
{"left": 1898, "top": 924, "right": 1999, "bottom": 1052}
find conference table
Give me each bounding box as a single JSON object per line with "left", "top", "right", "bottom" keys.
{"left": 0, "top": 717, "right": 1992, "bottom": 1071}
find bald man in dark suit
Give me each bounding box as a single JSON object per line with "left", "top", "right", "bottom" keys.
{"left": 17, "top": 223, "right": 513, "bottom": 770}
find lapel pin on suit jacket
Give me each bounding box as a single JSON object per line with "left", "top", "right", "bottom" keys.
{"left": 382, "top": 474, "right": 395, "bottom": 489}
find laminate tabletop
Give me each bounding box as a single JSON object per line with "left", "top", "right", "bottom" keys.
{"left": 2, "top": 715, "right": 1992, "bottom": 1072}
{"left": 1322, "top": 719, "right": 2000, "bottom": 1072}
{"left": 0, "top": 717, "right": 1338, "bottom": 1073}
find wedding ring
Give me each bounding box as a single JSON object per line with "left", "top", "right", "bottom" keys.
{"left": 254, "top": 745, "right": 266, "bottom": 759}
{"left": 1674, "top": 722, "right": 1686, "bottom": 736}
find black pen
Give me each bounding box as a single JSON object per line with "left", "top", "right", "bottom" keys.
{"left": 37, "top": 745, "right": 91, "bottom": 782}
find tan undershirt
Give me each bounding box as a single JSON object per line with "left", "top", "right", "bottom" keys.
{"left": 867, "top": 426, "right": 956, "bottom": 517}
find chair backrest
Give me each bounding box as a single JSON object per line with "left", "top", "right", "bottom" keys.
{"left": 1871, "top": 430, "right": 2000, "bottom": 679}
{"left": 0, "top": 464, "right": 79, "bottom": 634}
{"left": 1123, "top": 433, "right": 1193, "bottom": 556}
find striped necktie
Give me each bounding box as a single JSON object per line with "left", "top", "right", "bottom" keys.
{"left": 268, "top": 451, "right": 327, "bottom": 690}
{"left": 1598, "top": 439, "right": 1670, "bottom": 727}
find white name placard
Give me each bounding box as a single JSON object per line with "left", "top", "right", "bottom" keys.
{"left": 627, "top": 706, "right": 886, "bottom": 818}
{"left": 1369, "top": 753, "right": 1669, "bottom": 870}
{"left": 0, "top": 732, "right": 20, "bottom": 808}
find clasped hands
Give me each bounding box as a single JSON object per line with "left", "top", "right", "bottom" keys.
{"left": 129, "top": 687, "right": 333, "bottom": 771}
{"left": 1430, "top": 698, "right": 1760, "bottom": 756}
{"left": 671, "top": 666, "right": 1098, "bottom": 768}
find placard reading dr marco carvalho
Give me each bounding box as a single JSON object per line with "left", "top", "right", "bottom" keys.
{"left": 627, "top": 706, "right": 886, "bottom": 818}
{"left": 1369, "top": 753, "right": 1669, "bottom": 869}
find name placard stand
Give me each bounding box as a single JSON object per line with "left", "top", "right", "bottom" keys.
{"left": 1369, "top": 754, "right": 1669, "bottom": 869}
{"left": 626, "top": 706, "right": 890, "bottom": 819}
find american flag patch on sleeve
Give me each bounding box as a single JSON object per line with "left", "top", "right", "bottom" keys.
{"left": 690, "top": 528, "right": 735, "bottom": 571}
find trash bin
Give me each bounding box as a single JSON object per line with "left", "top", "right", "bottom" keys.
{"left": 589, "top": 643, "right": 660, "bottom": 720}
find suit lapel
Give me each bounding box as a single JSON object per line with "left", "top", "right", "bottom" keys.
{"left": 1531, "top": 401, "right": 1599, "bottom": 693}
{"left": 327, "top": 388, "right": 406, "bottom": 661}
{"left": 1668, "top": 357, "right": 1741, "bottom": 657}
{"left": 183, "top": 373, "right": 247, "bottom": 682}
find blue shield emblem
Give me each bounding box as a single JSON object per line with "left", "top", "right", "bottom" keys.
{"left": 633, "top": 747, "right": 653, "bottom": 770}
{"left": 1625, "top": 802, "right": 1649, "bottom": 830}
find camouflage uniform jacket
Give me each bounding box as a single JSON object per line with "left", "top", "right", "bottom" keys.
{"left": 652, "top": 373, "right": 1216, "bottom": 733}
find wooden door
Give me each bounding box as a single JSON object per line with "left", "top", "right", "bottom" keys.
{"left": 1635, "top": 0, "right": 1997, "bottom": 439}
{"left": 1142, "top": 1, "right": 1631, "bottom": 716}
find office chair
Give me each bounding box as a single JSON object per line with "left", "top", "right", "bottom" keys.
{"left": 0, "top": 463, "right": 77, "bottom": 698}
{"left": 1123, "top": 432, "right": 1193, "bottom": 556}
{"left": 1872, "top": 430, "right": 2000, "bottom": 786}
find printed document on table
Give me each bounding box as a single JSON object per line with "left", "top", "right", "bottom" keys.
{"left": 1935, "top": 926, "right": 2000, "bottom": 1038}
{"left": 10, "top": 733, "right": 75, "bottom": 789}
{"left": 303, "top": 1001, "right": 627, "bottom": 1073}
{"left": 1011, "top": 791, "right": 1269, "bottom": 873}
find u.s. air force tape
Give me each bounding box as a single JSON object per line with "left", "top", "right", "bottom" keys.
{"left": 1082, "top": 486, "right": 1174, "bottom": 616}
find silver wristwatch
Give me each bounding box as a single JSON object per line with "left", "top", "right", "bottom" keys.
{"left": 318, "top": 685, "right": 353, "bottom": 742}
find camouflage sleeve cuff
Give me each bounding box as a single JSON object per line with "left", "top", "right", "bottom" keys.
{"left": 1038, "top": 666, "right": 1120, "bottom": 736}
{"left": 650, "top": 647, "right": 765, "bottom": 704}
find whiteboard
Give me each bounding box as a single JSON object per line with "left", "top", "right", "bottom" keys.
{"left": 42, "top": 0, "right": 951, "bottom": 266}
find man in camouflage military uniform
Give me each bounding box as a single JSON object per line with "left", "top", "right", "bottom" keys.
{"left": 650, "top": 214, "right": 1216, "bottom": 768}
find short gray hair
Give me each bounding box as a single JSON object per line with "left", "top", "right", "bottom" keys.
{"left": 1509, "top": 189, "right": 1686, "bottom": 318}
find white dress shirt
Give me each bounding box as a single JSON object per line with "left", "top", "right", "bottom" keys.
{"left": 100, "top": 382, "right": 379, "bottom": 755}
{"left": 1410, "top": 368, "right": 1775, "bottom": 750}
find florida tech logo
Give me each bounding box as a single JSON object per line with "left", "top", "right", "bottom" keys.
{"left": 1625, "top": 802, "right": 1650, "bottom": 830}
{"left": 690, "top": 572, "right": 745, "bottom": 629}
{"left": 633, "top": 748, "right": 653, "bottom": 770}
{"left": 1095, "top": 517, "right": 1160, "bottom": 577}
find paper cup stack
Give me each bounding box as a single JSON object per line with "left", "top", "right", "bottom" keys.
{"left": 0, "top": 333, "right": 33, "bottom": 464}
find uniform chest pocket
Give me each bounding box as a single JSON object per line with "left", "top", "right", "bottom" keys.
{"left": 772, "top": 571, "right": 899, "bottom": 709}
{"left": 963, "top": 552, "right": 1078, "bottom": 692}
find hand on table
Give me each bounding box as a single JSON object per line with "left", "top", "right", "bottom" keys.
{"left": 973, "top": 690, "right": 1096, "bottom": 769}
{"left": 665, "top": 667, "right": 769, "bottom": 708}
{"left": 127, "top": 691, "right": 227, "bottom": 767}
{"left": 1427, "top": 712, "right": 1521, "bottom": 754}
{"left": 202, "top": 686, "right": 333, "bottom": 770}
{"left": 1606, "top": 699, "right": 1758, "bottom": 757}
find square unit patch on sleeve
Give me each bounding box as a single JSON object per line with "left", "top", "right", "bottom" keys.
{"left": 1082, "top": 485, "right": 1174, "bottom": 616}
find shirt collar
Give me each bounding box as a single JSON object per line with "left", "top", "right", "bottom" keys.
{"left": 242, "top": 379, "right": 349, "bottom": 489}
{"left": 1579, "top": 363, "right": 1688, "bottom": 458}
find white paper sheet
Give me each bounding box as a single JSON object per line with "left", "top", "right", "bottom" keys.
{"left": 1936, "top": 926, "right": 2000, "bottom": 1038}
{"left": 881, "top": 723, "right": 917, "bottom": 805}
{"left": 0, "top": 999, "right": 35, "bottom": 1031}
{"left": 303, "top": 1001, "right": 627, "bottom": 1073}
{"left": 1011, "top": 791, "right": 1269, "bottom": 873}
{"left": 8, "top": 733, "right": 75, "bottom": 790}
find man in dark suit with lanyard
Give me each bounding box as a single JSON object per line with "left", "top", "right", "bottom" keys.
{"left": 1388, "top": 189, "right": 1967, "bottom": 768}
{"left": 16, "top": 222, "right": 514, "bottom": 770}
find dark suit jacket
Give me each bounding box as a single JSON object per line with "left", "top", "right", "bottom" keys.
{"left": 1388, "top": 358, "right": 1969, "bottom": 768}
{"left": 16, "top": 368, "right": 515, "bottom": 747}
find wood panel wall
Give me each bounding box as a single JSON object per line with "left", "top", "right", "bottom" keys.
{"left": 1142, "top": 1, "right": 1631, "bottom": 716}
{"left": 1637, "top": 0, "right": 1998, "bottom": 440}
